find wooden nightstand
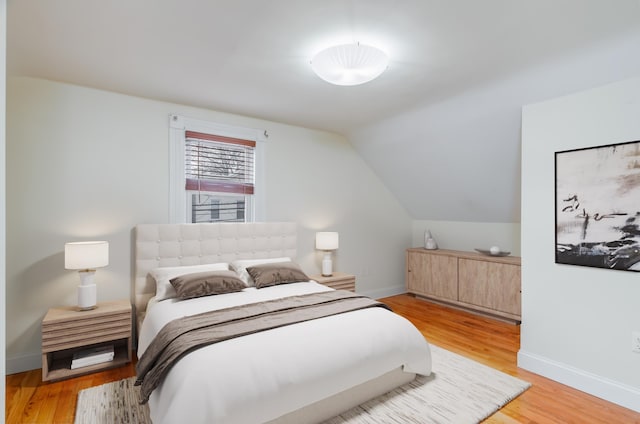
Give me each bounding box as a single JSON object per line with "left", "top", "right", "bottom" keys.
{"left": 310, "top": 272, "right": 356, "bottom": 292}
{"left": 41, "top": 299, "right": 132, "bottom": 382}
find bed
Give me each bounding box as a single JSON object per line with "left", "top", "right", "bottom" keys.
{"left": 134, "top": 222, "right": 431, "bottom": 424}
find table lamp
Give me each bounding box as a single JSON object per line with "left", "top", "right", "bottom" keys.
{"left": 64, "top": 241, "right": 109, "bottom": 310}
{"left": 316, "top": 232, "right": 339, "bottom": 276}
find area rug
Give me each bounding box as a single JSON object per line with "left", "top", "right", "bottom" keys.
{"left": 74, "top": 345, "right": 530, "bottom": 424}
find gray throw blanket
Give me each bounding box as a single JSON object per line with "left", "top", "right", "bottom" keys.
{"left": 135, "top": 290, "right": 391, "bottom": 403}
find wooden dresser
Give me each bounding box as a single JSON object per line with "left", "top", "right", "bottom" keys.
{"left": 406, "top": 248, "right": 521, "bottom": 323}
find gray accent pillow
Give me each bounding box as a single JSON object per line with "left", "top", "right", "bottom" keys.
{"left": 246, "top": 262, "right": 310, "bottom": 289}
{"left": 170, "top": 270, "right": 246, "bottom": 300}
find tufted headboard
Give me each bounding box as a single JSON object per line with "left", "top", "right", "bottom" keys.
{"left": 134, "top": 222, "right": 297, "bottom": 327}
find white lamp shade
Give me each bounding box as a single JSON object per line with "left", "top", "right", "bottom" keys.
{"left": 316, "top": 232, "right": 339, "bottom": 251}
{"left": 311, "top": 43, "right": 389, "bottom": 86}
{"left": 65, "top": 241, "right": 109, "bottom": 270}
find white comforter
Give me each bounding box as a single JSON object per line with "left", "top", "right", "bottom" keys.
{"left": 138, "top": 282, "right": 431, "bottom": 424}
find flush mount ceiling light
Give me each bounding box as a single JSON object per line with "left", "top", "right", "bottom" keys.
{"left": 310, "top": 42, "right": 389, "bottom": 86}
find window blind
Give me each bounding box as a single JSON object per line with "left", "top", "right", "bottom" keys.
{"left": 184, "top": 130, "right": 256, "bottom": 194}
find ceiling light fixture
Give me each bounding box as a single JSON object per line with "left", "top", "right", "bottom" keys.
{"left": 310, "top": 42, "right": 389, "bottom": 86}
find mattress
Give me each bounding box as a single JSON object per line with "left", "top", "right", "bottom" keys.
{"left": 137, "top": 281, "right": 431, "bottom": 424}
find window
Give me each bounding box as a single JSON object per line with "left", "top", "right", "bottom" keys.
{"left": 169, "top": 115, "right": 266, "bottom": 223}
{"left": 190, "top": 188, "right": 247, "bottom": 223}
{"left": 185, "top": 131, "right": 255, "bottom": 223}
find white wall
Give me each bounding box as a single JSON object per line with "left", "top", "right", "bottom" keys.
{"left": 351, "top": 29, "right": 640, "bottom": 251}
{"left": 1, "top": 0, "right": 7, "bottom": 413}
{"left": 6, "top": 77, "right": 412, "bottom": 373}
{"left": 520, "top": 76, "right": 640, "bottom": 412}
{"left": 411, "top": 220, "right": 520, "bottom": 256}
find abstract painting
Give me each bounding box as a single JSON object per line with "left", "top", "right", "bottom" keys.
{"left": 555, "top": 140, "right": 640, "bottom": 272}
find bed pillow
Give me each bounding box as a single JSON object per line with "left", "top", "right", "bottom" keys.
{"left": 230, "top": 257, "right": 292, "bottom": 286}
{"left": 170, "top": 270, "right": 246, "bottom": 300}
{"left": 149, "top": 262, "right": 230, "bottom": 301}
{"left": 246, "top": 262, "right": 310, "bottom": 289}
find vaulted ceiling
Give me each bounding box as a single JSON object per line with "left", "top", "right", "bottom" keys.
{"left": 8, "top": 0, "right": 640, "bottom": 222}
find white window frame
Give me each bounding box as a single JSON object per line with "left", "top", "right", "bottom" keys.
{"left": 169, "top": 114, "right": 267, "bottom": 224}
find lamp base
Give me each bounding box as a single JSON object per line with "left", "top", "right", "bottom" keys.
{"left": 78, "top": 304, "right": 97, "bottom": 312}
{"left": 322, "top": 252, "right": 333, "bottom": 277}
{"left": 77, "top": 270, "right": 97, "bottom": 311}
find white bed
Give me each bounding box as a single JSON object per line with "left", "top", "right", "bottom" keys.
{"left": 135, "top": 222, "right": 431, "bottom": 424}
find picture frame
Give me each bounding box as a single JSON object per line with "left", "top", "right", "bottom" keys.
{"left": 555, "top": 139, "right": 640, "bottom": 272}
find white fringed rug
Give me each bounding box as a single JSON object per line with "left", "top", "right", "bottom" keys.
{"left": 75, "top": 345, "right": 530, "bottom": 424}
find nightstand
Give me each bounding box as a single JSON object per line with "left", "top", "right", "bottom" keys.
{"left": 310, "top": 272, "right": 356, "bottom": 292}
{"left": 41, "top": 299, "right": 132, "bottom": 382}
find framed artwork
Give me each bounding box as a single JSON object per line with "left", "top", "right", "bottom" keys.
{"left": 555, "top": 139, "right": 640, "bottom": 272}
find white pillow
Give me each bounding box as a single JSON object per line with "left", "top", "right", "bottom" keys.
{"left": 230, "top": 257, "right": 291, "bottom": 286}
{"left": 149, "top": 262, "right": 230, "bottom": 301}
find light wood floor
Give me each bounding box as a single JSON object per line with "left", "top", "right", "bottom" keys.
{"left": 6, "top": 294, "right": 640, "bottom": 423}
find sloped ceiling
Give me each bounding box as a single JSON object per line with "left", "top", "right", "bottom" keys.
{"left": 7, "top": 0, "right": 640, "bottom": 222}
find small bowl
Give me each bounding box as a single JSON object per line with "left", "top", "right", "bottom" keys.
{"left": 475, "top": 248, "right": 511, "bottom": 257}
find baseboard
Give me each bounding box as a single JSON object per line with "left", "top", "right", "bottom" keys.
{"left": 360, "top": 284, "right": 406, "bottom": 300}
{"left": 411, "top": 294, "right": 520, "bottom": 325}
{"left": 6, "top": 352, "right": 41, "bottom": 375}
{"left": 518, "top": 349, "right": 640, "bottom": 413}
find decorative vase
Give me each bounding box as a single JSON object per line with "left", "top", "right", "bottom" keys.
{"left": 424, "top": 230, "right": 438, "bottom": 250}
